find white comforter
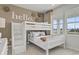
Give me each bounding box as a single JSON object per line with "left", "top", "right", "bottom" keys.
{"left": 30, "top": 35, "right": 65, "bottom": 50}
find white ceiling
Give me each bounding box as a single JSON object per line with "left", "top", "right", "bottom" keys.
{"left": 14, "top": 4, "right": 61, "bottom": 13}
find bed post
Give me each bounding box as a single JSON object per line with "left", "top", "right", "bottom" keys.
{"left": 46, "top": 49, "right": 49, "bottom": 55}
{"left": 64, "top": 35, "right": 66, "bottom": 49}
{"left": 64, "top": 42, "right": 66, "bottom": 49}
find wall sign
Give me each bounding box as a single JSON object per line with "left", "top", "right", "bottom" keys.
{"left": 12, "top": 11, "right": 33, "bottom": 21}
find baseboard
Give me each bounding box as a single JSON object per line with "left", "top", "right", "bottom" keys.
{"left": 66, "top": 46, "right": 79, "bottom": 51}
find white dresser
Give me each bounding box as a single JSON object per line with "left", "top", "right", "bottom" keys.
{"left": 12, "top": 22, "right": 26, "bottom": 55}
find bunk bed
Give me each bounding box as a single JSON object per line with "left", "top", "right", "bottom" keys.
{"left": 23, "top": 21, "right": 65, "bottom": 55}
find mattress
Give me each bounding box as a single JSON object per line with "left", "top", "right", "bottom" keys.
{"left": 29, "top": 35, "right": 65, "bottom": 50}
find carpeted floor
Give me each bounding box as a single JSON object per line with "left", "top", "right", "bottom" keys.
{"left": 8, "top": 43, "right": 79, "bottom": 55}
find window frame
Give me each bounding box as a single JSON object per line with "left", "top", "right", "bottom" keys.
{"left": 67, "top": 16, "right": 79, "bottom": 33}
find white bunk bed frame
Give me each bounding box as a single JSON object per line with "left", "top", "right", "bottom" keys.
{"left": 23, "top": 21, "right": 65, "bottom": 55}
{"left": 24, "top": 21, "right": 51, "bottom": 30}
{"left": 11, "top": 21, "right": 65, "bottom": 55}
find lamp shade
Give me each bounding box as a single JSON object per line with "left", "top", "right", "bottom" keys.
{"left": 0, "top": 17, "right": 5, "bottom": 28}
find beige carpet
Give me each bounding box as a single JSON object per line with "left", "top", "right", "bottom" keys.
{"left": 8, "top": 43, "right": 79, "bottom": 55}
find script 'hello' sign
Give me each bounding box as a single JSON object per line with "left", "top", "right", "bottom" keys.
{"left": 12, "top": 11, "right": 33, "bottom": 21}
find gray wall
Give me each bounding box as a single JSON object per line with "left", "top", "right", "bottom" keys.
{"left": 66, "top": 35, "right": 79, "bottom": 51}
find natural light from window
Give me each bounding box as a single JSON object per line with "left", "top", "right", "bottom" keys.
{"left": 67, "top": 16, "right": 79, "bottom": 33}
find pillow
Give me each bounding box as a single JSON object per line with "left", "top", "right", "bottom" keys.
{"left": 38, "top": 32, "right": 45, "bottom": 36}
{"left": 30, "top": 32, "right": 45, "bottom": 40}
{"left": 29, "top": 32, "right": 34, "bottom": 40}
{"left": 32, "top": 32, "right": 45, "bottom": 37}
{"left": 40, "top": 37, "right": 47, "bottom": 42}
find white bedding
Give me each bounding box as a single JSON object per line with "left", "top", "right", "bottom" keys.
{"left": 29, "top": 35, "right": 65, "bottom": 50}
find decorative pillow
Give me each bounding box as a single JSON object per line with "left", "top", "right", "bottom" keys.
{"left": 40, "top": 37, "right": 47, "bottom": 42}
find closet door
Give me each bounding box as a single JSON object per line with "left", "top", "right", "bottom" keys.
{"left": 12, "top": 22, "right": 26, "bottom": 55}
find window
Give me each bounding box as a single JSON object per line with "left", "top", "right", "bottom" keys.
{"left": 59, "top": 19, "right": 63, "bottom": 33}
{"left": 52, "top": 20, "right": 57, "bottom": 33}
{"left": 67, "top": 17, "right": 79, "bottom": 32}
{"left": 52, "top": 19, "right": 63, "bottom": 34}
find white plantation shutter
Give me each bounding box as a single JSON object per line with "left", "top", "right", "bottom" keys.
{"left": 0, "top": 17, "right": 5, "bottom": 28}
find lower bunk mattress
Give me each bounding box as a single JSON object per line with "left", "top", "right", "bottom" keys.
{"left": 29, "top": 35, "right": 65, "bottom": 50}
